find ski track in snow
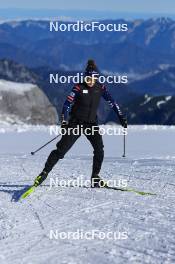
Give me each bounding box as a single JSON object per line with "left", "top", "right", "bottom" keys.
{"left": 0, "top": 156, "right": 175, "bottom": 264}
{"left": 0, "top": 126, "right": 175, "bottom": 264}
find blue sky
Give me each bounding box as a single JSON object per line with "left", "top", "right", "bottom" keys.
{"left": 1, "top": 0, "right": 175, "bottom": 14}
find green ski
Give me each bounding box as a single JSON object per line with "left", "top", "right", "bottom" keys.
{"left": 104, "top": 185, "right": 156, "bottom": 195}
{"left": 19, "top": 174, "right": 45, "bottom": 200}
{"left": 19, "top": 176, "right": 156, "bottom": 200}
{"left": 20, "top": 185, "right": 36, "bottom": 200}
{"left": 124, "top": 188, "right": 156, "bottom": 196}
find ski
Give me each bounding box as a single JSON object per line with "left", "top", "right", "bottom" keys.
{"left": 125, "top": 188, "right": 156, "bottom": 196}
{"left": 19, "top": 182, "right": 156, "bottom": 200}
{"left": 19, "top": 185, "right": 36, "bottom": 200}
{"left": 104, "top": 185, "right": 156, "bottom": 195}
{"left": 19, "top": 173, "right": 48, "bottom": 200}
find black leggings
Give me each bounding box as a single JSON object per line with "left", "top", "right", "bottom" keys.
{"left": 44, "top": 123, "right": 104, "bottom": 175}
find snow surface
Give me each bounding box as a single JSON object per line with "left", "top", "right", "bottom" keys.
{"left": 0, "top": 79, "right": 36, "bottom": 95}
{"left": 0, "top": 125, "right": 175, "bottom": 264}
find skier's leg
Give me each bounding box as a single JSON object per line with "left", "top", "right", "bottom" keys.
{"left": 44, "top": 132, "right": 80, "bottom": 173}
{"left": 34, "top": 127, "right": 80, "bottom": 186}
{"left": 85, "top": 125, "right": 104, "bottom": 175}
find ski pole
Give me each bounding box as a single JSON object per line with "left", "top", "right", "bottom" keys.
{"left": 31, "top": 134, "right": 61, "bottom": 155}
{"left": 122, "top": 133, "right": 126, "bottom": 158}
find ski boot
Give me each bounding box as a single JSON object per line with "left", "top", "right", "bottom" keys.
{"left": 91, "top": 174, "right": 107, "bottom": 188}
{"left": 34, "top": 171, "right": 48, "bottom": 187}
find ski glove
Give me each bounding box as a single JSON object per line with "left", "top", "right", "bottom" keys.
{"left": 61, "top": 120, "right": 68, "bottom": 129}
{"left": 60, "top": 115, "right": 68, "bottom": 128}
{"left": 120, "top": 117, "right": 127, "bottom": 128}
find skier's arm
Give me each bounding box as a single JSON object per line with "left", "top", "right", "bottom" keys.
{"left": 61, "top": 85, "right": 80, "bottom": 123}
{"left": 101, "top": 85, "right": 127, "bottom": 127}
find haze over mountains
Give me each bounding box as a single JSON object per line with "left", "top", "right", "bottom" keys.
{"left": 0, "top": 18, "right": 175, "bottom": 125}
{"left": 1, "top": 8, "right": 175, "bottom": 20}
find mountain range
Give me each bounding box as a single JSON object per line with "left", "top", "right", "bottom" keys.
{"left": 0, "top": 18, "right": 175, "bottom": 74}
{"left": 0, "top": 59, "right": 175, "bottom": 125}
{"left": 0, "top": 18, "right": 175, "bottom": 125}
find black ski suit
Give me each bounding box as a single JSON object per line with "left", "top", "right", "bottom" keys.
{"left": 44, "top": 82, "right": 125, "bottom": 175}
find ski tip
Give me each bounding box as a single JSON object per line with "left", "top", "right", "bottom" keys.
{"left": 137, "top": 191, "right": 156, "bottom": 196}
{"left": 125, "top": 188, "right": 156, "bottom": 196}
{"left": 19, "top": 186, "right": 35, "bottom": 200}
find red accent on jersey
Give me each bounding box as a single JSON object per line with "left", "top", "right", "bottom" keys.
{"left": 67, "top": 96, "right": 74, "bottom": 102}
{"left": 74, "top": 85, "right": 81, "bottom": 91}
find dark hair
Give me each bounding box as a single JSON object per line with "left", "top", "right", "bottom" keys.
{"left": 85, "top": 59, "right": 99, "bottom": 75}
{"left": 86, "top": 59, "right": 97, "bottom": 71}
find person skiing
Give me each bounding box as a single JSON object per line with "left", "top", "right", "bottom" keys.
{"left": 33, "top": 60, "right": 127, "bottom": 188}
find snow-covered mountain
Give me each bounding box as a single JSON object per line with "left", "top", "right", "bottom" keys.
{"left": 128, "top": 66, "right": 175, "bottom": 96}
{"left": 0, "top": 18, "right": 175, "bottom": 73}
{"left": 0, "top": 59, "right": 39, "bottom": 83}
{"left": 106, "top": 94, "right": 175, "bottom": 125}
{"left": 0, "top": 79, "right": 57, "bottom": 125}
{"left": 1, "top": 59, "right": 175, "bottom": 125}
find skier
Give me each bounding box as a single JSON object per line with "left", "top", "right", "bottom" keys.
{"left": 34, "top": 60, "right": 127, "bottom": 188}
